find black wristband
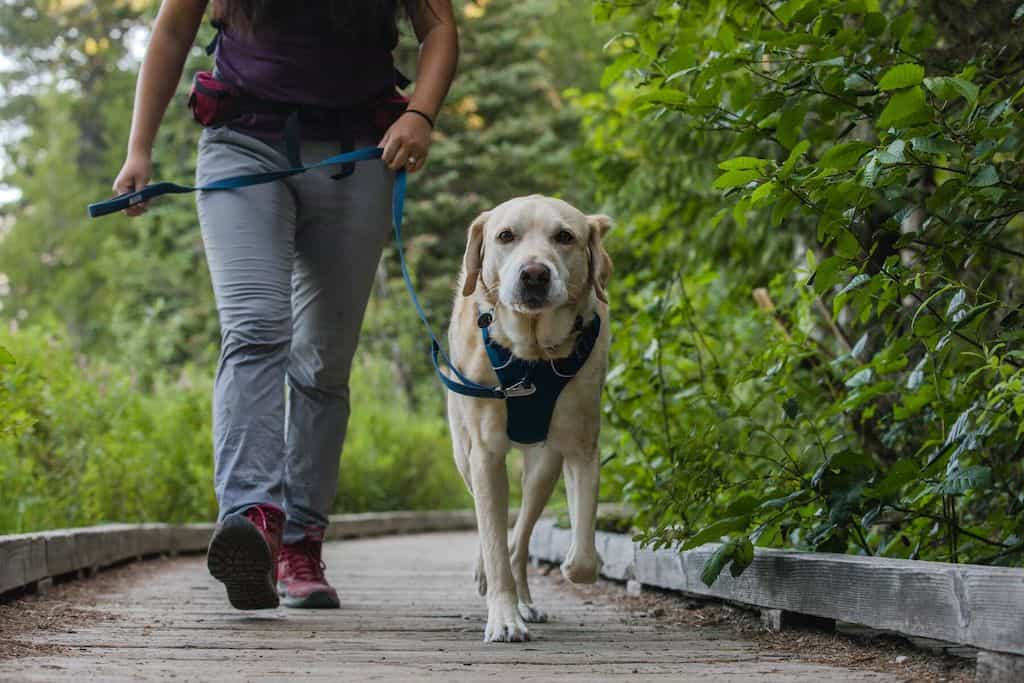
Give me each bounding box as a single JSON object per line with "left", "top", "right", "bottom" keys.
{"left": 403, "top": 108, "right": 435, "bottom": 129}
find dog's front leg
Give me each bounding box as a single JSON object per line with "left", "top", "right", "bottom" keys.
{"left": 471, "top": 446, "right": 530, "bottom": 643}
{"left": 510, "top": 447, "right": 563, "bottom": 623}
{"left": 561, "top": 449, "right": 602, "bottom": 583}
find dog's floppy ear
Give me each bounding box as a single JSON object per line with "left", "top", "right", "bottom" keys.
{"left": 461, "top": 211, "right": 490, "bottom": 297}
{"left": 586, "top": 214, "right": 614, "bottom": 304}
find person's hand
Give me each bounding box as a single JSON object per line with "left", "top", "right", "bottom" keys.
{"left": 112, "top": 151, "right": 153, "bottom": 217}
{"left": 379, "top": 111, "right": 433, "bottom": 173}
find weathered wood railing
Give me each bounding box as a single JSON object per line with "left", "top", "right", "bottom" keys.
{"left": 0, "top": 510, "right": 476, "bottom": 596}
{"left": 529, "top": 517, "right": 1024, "bottom": 683}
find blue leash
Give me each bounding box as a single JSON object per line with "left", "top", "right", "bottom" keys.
{"left": 87, "top": 146, "right": 505, "bottom": 399}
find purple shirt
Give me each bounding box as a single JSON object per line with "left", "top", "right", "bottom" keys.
{"left": 214, "top": 9, "right": 399, "bottom": 140}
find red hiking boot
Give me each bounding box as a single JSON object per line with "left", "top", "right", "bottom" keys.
{"left": 207, "top": 504, "right": 283, "bottom": 610}
{"left": 277, "top": 527, "right": 340, "bottom": 608}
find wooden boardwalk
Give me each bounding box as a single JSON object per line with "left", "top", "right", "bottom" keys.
{"left": 1, "top": 531, "right": 898, "bottom": 681}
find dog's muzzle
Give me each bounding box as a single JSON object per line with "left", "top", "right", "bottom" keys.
{"left": 516, "top": 263, "right": 551, "bottom": 309}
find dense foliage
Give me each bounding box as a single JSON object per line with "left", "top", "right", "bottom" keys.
{"left": 0, "top": 327, "right": 468, "bottom": 533}
{"left": 581, "top": 0, "right": 1023, "bottom": 580}
{"left": 2, "top": 0, "right": 1020, "bottom": 581}
{"left": 0, "top": 0, "right": 581, "bottom": 531}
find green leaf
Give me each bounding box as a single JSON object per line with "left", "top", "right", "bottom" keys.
{"left": 600, "top": 53, "right": 643, "bottom": 89}
{"left": 819, "top": 142, "right": 872, "bottom": 170}
{"left": 906, "top": 356, "right": 927, "bottom": 389}
{"left": 700, "top": 540, "right": 736, "bottom": 587}
{"left": 761, "top": 490, "right": 810, "bottom": 509}
{"left": 726, "top": 494, "right": 762, "bottom": 517}
{"left": 750, "top": 180, "right": 778, "bottom": 205}
{"left": 911, "top": 136, "right": 959, "bottom": 155}
{"left": 877, "top": 63, "right": 924, "bottom": 91}
{"left": 713, "top": 168, "right": 761, "bottom": 190}
{"left": 775, "top": 0, "right": 809, "bottom": 23}
{"left": 945, "top": 289, "right": 967, "bottom": 321}
{"left": 860, "top": 155, "right": 880, "bottom": 187}
{"left": 777, "top": 105, "right": 806, "bottom": 150}
{"left": 877, "top": 86, "right": 928, "bottom": 128}
{"left": 870, "top": 459, "right": 919, "bottom": 498}
{"left": 780, "top": 139, "right": 810, "bottom": 178}
{"left": 938, "top": 466, "right": 992, "bottom": 494}
{"left": 838, "top": 273, "right": 871, "bottom": 295}
{"left": 845, "top": 368, "right": 874, "bottom": 388}
{"left": 0, "top": 346, "right": 14, "bottom": 366}
{"left": 810, "top": 255, "right": 845, "bottom": 294}
{"left": 729, "top": 538, "right": 754, "bottom": 577}
{"left": 924, "top": 76, "right": 979, "bottom": 104}
{"left": 718, "top": 156, "right": 772, "bottom": 171}
{"left": 631, "top": 88, "right": 689, "bottom": 108}
{"left": 681, "top": 516, "right": 749, "bottom": 550}
{"left": 969, "top": 165, "right": 1000, "bottom": 187}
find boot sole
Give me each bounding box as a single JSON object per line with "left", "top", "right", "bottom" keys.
{"left": 278, "top": 584, "right": 341, "bottom": 609}
{"left": 207, "top": 514, "right": 279, "bottom": 610}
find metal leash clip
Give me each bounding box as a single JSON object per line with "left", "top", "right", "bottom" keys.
{"left": 499, "top": 379, "right": 537, "bottom": 398}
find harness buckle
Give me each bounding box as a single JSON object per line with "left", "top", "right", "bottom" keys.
{"left": 500, "top": 379, "right": 536, "bottom": 398}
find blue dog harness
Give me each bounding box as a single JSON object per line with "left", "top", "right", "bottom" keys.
{"left": 87, "top": 147, "right": 598, "bottom": 444}
{"left": 480, "top": 312, "right": 601, "bottom": 444}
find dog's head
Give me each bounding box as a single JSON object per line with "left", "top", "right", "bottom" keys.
{"left": 460, "top": 195, "right": 613, "bottom": 312}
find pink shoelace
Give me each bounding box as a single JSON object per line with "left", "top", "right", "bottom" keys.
{"left": 244, "top": 504, "right": 283, "bottom": 536}
{"left": 281, "top": 539, "right": 327, "bottom": 583}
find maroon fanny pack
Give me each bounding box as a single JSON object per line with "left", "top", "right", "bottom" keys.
{"left": 187, "top": 71, "right": 243, "bottom": 127}
{"left": 187, "top": 70, "right": 409, "bottom": 135}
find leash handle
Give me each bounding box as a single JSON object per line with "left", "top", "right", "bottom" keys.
{"left": 88, "top": 182, "right": 194, "bottom": 218}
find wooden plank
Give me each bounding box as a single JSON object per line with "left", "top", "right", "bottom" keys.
{"left": 0, "top": 534, "right": 47, "bottom": 594}
{"left": 1, "top": 531, "right": 903, "bottom": 682}
{"left": 43, "top": 529, "right": 82, "bottom": 577}
{"left": 530, "top": 518, "right": 1024, "bottom": 657}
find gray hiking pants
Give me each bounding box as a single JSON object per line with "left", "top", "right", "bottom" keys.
{"left": 195, "top": 125, "right": 393, "bottom": 543}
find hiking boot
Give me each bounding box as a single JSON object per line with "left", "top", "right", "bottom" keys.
{"left": 277, "top": 527, "right": 340, "bottom": 608}
{"left": 207, "top": 504, "right": 284, "bottom": 610}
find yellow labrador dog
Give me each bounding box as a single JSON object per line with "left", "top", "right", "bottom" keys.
{"left": 446, "top": 195, "right": 612, "bottom": 642}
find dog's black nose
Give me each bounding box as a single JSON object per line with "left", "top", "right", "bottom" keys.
{"left": 520, "top": 263, "right": 551, "bottom": 287}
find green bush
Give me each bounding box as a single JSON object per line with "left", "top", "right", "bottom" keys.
{"left": 0, "top": 324, "right": 216, "bottom": 533}
{"left": 578, "top": 0, "right": 1024, "bottom": 581}
{"left": 335, "top": 357, "right": 470, "bottom": 512}
{"left": 0, "top": 324, "right": 471, "bottom": 534}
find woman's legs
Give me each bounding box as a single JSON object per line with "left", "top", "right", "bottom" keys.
{"left": 282, "top": 138, "right": 394, "bottom": 544}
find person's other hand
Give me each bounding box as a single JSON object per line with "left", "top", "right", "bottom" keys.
{"left": 379, "top": 112, "right": 432, "bottom": 173}
{"left": 112, "top": 152, "right": 153, "bottom": 217}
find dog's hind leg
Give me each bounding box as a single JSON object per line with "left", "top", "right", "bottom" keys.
{"left": 560, "top": 447, "right": 602, "bottom": 584}
{"left": 509, "top": 446, "right": 562, "bottom": 622}
{"left": 449, "top": 417, "right": 488, "bottom": 595}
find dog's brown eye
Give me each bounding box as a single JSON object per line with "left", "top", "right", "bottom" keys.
{"left": 498, "top": 229, "right": 515, "bottom": 244}
{"left": 554, "top": 229, "right": 575, "bottom": 245}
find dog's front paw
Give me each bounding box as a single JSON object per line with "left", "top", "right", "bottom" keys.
{"left": 518, "top": 601, "right": 548, "bottom": 623}
{"left": 561, "top": 545, "right": 602, "bottom": 584}
{"left": 484, "top": 595, "right": 531, "bottom": 643}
